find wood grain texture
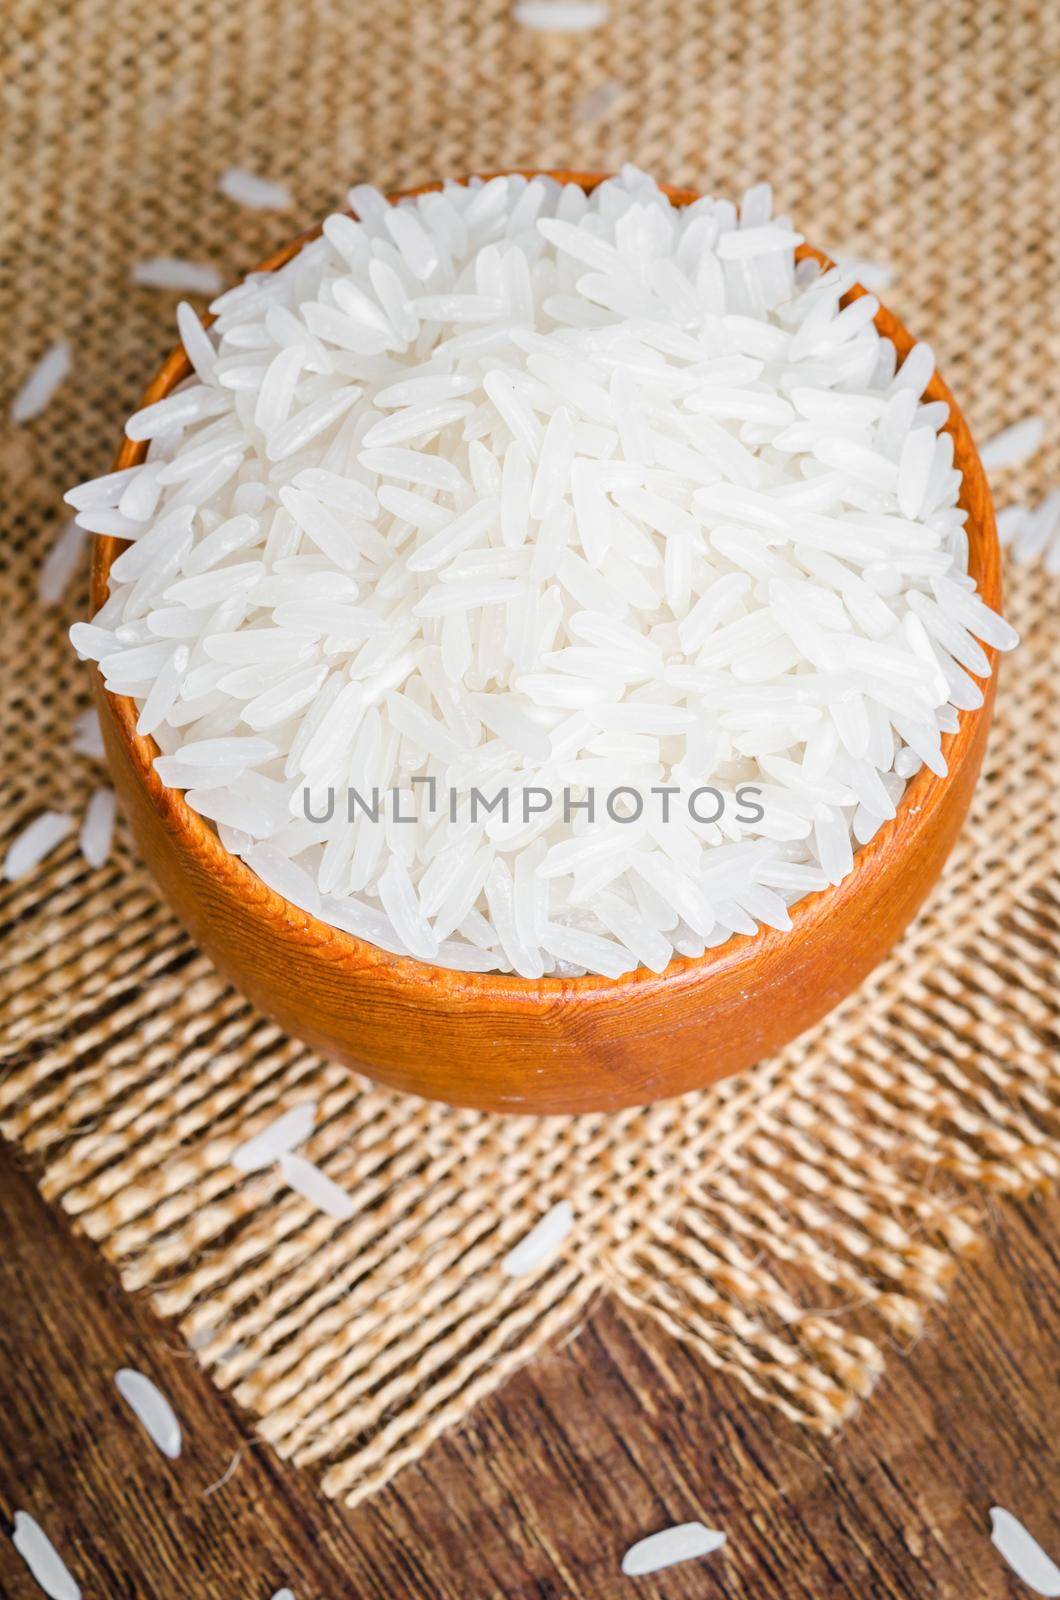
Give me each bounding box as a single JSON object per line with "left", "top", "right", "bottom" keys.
{"left": 0, "top": 1145, "right": 1057, "bottom": 1599}
{"left": 90, "top": 173, "right": 1002, "bottom": 1115}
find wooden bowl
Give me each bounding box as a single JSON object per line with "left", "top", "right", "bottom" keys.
{"left": 91, "top": 171, "right": 1001, "bottom": 1115}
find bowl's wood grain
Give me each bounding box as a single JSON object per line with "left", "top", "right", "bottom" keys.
{"left": 90, "top": 172, "right": 1001, "bottom": 1114}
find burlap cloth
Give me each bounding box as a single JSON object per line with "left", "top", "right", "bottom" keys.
{"left": 2, "top": 0, "right": 1059, "bottom": 1509}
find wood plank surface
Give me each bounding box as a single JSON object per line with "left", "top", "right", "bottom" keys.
{"left": 0, "top": 1141, "right": 1057, "bottom": 1599}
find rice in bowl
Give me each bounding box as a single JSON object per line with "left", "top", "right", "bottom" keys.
{"left": 70, "top": 168, "right": 1016, "bottom": 980}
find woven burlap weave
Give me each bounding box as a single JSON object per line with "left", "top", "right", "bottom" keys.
{"left": 2, "top": 0, "right": 1059, "bottom": 1509}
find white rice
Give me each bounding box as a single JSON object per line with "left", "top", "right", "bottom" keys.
{"left": 11, "top": 341, "right": 72, "bottom": 424}
{"left": 72, "top": 708, "right": 106, "bottom": 760}
{"left": 989, "top": 1509, "right": 1060, "bottom": 1597}
{"left": 80, "top": 787, "right": 117, "bottom": 868}
{"left": 996, "top": 504, "right": 1027, "bottom": 548}
{"left": 132, "top": 257, "right": 224, "bottom": 295}
{"left": 513, "top": 0, "right": 608, "bottom": 29}
{"left": 115, "top": 1368, "right": 183, "bottom": 1459}
{"left": 4, "top": 811, "right": 73, "bottom": 881}
{"left": 501, "top": 1200, "right": 574, "bottom": 1276}
{"left": 1001, "top": 489, "right": 1060, "bottom": 571}
{"left": 621, "top": 1522, "right": 726, "bottom": 1576}
{"left": 572, "top": 81, "right": 621, "bottom": 123}
{"left": 231, "top": 1101, "right": 317, "bottom": 1170}
{"left": 177, "top": 301, "right": 218, "bottom": 383}
{"left": 979, "top": 416, "right": 1046, "bottom": 472}
{"left": 10, "top": 1512, "right": 81, "bottom": 1600}
{"left": 279, "top": 1151, "right": 355, "bottom": 1219}
{"left": 833, "top": 253, "right": 893, "bottom": 292}
{"left": 72, "top": 168, "right": 1017, "bottom": 979}
{"left": 218, "top": 166, "right": 293, "bottom": 212}
{"left": 270, "top": 1591, "right": 296, "bottom": 1600}
{"left": 38, "top": 519, "right": 86, "bottom": 605}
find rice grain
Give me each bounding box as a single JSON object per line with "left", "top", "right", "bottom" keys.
{"left": 989, "top": 1508, "right": 1060, "bottom": 1597}
{"left": 621, "top": 1521, "right": 727, "bottom": 1577}
{"left": 979, "top": 417, "right": 1046, "bottom": 472}
{"left": 279, "top": 1151, "right": 356, "bottom": 1220}
{"left": 501, "top": 1201, "right": 574, "bottom": 1276}
{"left": 115, "top": 1368, "right": 183, "bottom": 1459}
{"left": 513, "top": 1, "right": 608, "bottom": 31}
{"left": 232, "top": 1102, "right": 317, "bottom": 1171}
{"left": 4, "top": 812, "right": 73, "bottom": 881}
{"left": 72, "top": 709, "right": 107, "bottom": 760}
{"left": 79, "top": 788, "right": 117, "bottom": 868}
{"left": 38, "top": 519, "right": 86, "bottom": 605}
{"left": 132, "top": 257, "right": 224, "bottom": 295}
{"left": 10, "top": 1513, "right": 81, "bottom": 1600}
{"left": 11, "top": 342, "right": 72, "bottom": 424}
{"left": 218, "top": 166, "right": 293, "bottom": 211}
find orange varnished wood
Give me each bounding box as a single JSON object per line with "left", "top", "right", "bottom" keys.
{"left": 90, "top": 172, "right": 1001, "bottom": 1114}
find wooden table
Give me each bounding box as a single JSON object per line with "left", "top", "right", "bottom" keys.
{"left": 0, "top": 1142, "right": 1056, "bottom": 1599}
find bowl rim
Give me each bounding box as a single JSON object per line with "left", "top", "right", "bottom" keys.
{"left": 91, "top": 168, "right": 1001, "bottom": 1007}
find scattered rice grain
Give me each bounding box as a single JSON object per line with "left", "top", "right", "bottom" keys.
{"left": 979, "top": 416, "right": 1046, "bottom": 472}
{"left": 232, "top": 1102, "right": 317, "bottom": 1171}
{"left": 621, "top": 1521, "right": 727, "bottom": 1577}
{"left": 501, "top": 1201, "right": 574, "bottom": 1276}
{"left": 115, "top": 1368, "right": 183, "bottom": 1459}
{"left": 989, "top": 1508, "right": 1060, "bottom": 1597}
{"left": 132, "top": 257, "right": 224, "bottom": 295}
{"left": 833, "top": 253, "right": 893, "bottom": 292}
{"left": 38, "top": 519, "right": 86, "bottom": 605}
{"left": 4, "top": 812, "right": 73, "bottom": 881}
{"left": 79, "top": 788, "right": 117, "bottom": 869}
{"left": 278, "top": 1151, "right": 356, "bottom": 1220}
{"left": 218, "top": 166, "right": 293, "bottom": 211}
{"left": 10, "top": 1512, "right": 81, "bottom": 1600}
{"left": 72, "top": 709, "right": 106, "bottom": 760}
{"left": 572, "top": 80, "right": 620, "bottom": 122}
{"left": 513, "top": 0, "right": 608, "bottom": 29}
{"left": 11, "top": 342, "right": 72, "bottom": 424}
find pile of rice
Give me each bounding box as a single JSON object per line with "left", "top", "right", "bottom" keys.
{"left": 70, "top": 167, "right": 1016, "bottom": 980}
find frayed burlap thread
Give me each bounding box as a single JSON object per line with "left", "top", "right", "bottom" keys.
{"left": 2, "top": 0, "right": 1059, "bottom": 1509}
